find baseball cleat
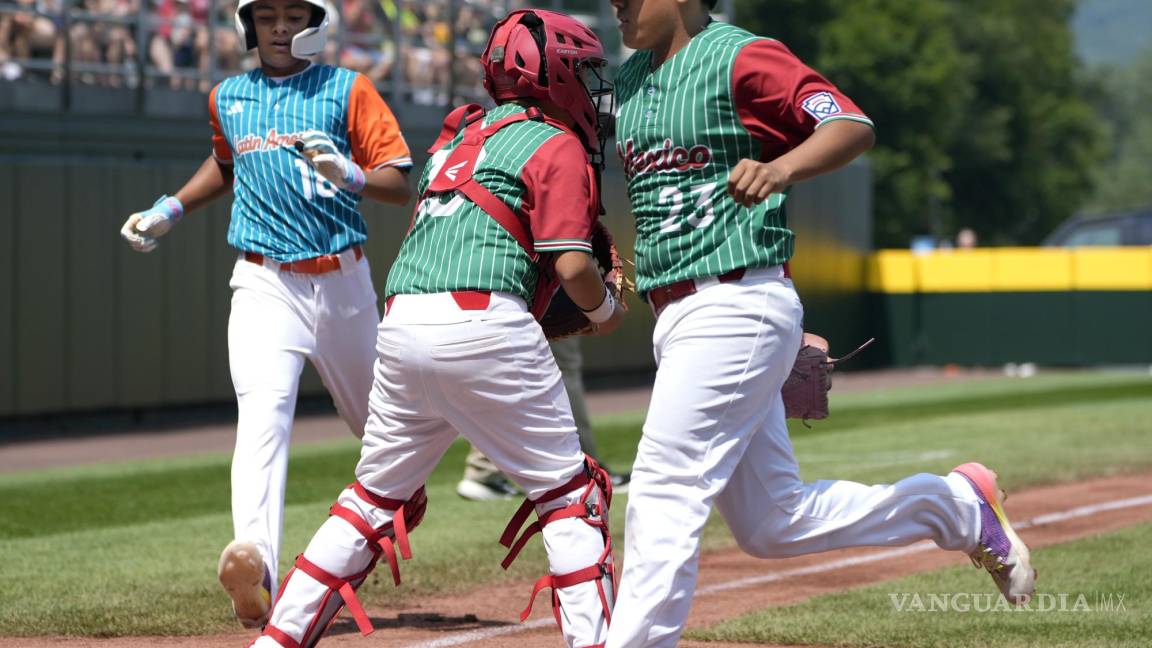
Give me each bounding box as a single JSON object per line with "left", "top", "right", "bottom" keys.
{"left": 456, "top": 477, "right": 521, "bottom": 501}
{"left": 218, "top": 540, "right": 272, "bottom": 628}
{"left": 951, "top": 462, "right": 1037, "bottom": 605}
{"left": 608, "top": 469, "right": 631, "bottom": 495}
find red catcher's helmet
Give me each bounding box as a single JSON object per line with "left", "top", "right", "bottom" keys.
{"left": 481, "top": 10, "right": 613, "bottom": 154}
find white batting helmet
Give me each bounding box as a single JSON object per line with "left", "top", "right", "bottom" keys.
{"left": 235, "top": 0, "right": 329, "bottom": 59}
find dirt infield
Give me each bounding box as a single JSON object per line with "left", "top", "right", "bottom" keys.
{"left": 8, "top": 472, "right": 1151, "bottom": 648}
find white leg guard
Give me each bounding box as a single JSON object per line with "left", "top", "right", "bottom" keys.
{"left": 255, "top": 482, "right": 427, "bottom": 648}
{"left": 501, "top": 457, "right": 615, "bottom": 648}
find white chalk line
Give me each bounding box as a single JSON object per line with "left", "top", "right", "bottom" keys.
{"left": 402, "top": 492, "right": 1152, "bottom": 648}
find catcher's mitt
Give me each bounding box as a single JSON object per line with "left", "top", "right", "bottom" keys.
{"left": 539, "top": 221, "right": 632, "bottom": 339}
{"left": 782, "top": 333, "right": 874, "bottom": 424}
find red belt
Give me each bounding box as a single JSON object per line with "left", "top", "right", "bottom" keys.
{"left": 647, "top": 268, "right": 746, "bottom": 316}
{"left": 244, "top": 245, "right": 363, "bottom": 274}
{"left": 384, "top": 290, "right": 492, "bottom": 315}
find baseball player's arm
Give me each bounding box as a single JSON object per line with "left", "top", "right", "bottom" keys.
{"left": 119, "top": 156, "right": 233, "bottom": 252}
{"left": 728, "top": 120, "right": 874, "bottom": 207}
{"left": 525, "top": 134, "right": 624, "bottom": 334}
{"left": 176, "top": 155, "right": 234, "bottom": 211}
{"left": 121, "top": 86, "right": 235, "bottom": 252}
{"left": 347, "top": 73, "right": 413, "bottom": 206}
{"left": 727, "top": 39, "right": 876, "bottom": 207}
{"left": 359, "top": 166, "right": 410, "bottom": 205}
{"left": 554, "top": 251, "right": 625, "bottom": 335}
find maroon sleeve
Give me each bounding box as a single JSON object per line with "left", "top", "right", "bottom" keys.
{"left": 732, "top": 39, "right": 874, "bottom": 160}
{"left": 520, "top": 133, "right": 595, "bottom": 254}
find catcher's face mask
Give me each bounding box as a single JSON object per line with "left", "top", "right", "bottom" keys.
{"left": 577, "top": 58, "right": 615, "bottom": 169}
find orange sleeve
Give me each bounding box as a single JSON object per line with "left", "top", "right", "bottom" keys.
{"left": 208, "top": 84, "right": 233, "bottom": 164}
{"left": 347, "top": 74, "right": 413, "bottom": 171}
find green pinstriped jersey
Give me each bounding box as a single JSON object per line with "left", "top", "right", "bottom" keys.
{"left": 385, "top": 104, "right": 574, "bottom": 302}
{"left": 615, "top": 22, "right": 792, "bottom": 295}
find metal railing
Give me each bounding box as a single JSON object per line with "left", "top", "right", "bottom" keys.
{"left": 0, "top": 0, "right": 524, "bottom": 111}
{"left": 1, "top": 0, "right": 734, "bottom": 113}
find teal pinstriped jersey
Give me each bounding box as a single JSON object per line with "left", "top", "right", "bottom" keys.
{"left": 615, "top": 23, "right": 787, "bottom": 295}
{"left": 385, "top": 104, "right": 583, "bottom": 302}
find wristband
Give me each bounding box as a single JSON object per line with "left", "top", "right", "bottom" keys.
{"left": 345, "top": 162, "right": 366, "bottom": 194}
{"left": 157, "top": 195, "right": 184, "bottom": 221}
{"left": 581, "top": 285, "right": 616, "bottom": 324}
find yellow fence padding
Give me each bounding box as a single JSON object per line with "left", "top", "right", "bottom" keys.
{"left": 993, "top": 248, "right": 1075, "bottom": 291}
{"left": 866, "top": 250, "right": 918, "bottom": 293}
{"left": 916, "top": 250, "right": 996, "bottom": 292}
{"left": 867, "top": 247, "right": 1152, "bottom": 293}
{"left": 1072, "top": 248, "right": 1152, "bottom": 290}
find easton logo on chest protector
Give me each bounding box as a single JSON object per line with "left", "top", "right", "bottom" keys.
{"left": 617, "top": 138, "right": 712, "bottom": 178}
{"left": 442, "top": 160, "right": 469, "bottom": 182}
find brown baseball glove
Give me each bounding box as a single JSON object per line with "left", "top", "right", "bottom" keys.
{"left": 782, "top": 334, "right": 874, "bottom": 424}
{"left": 539, "top": 221, "right": 632, "bottom": 340}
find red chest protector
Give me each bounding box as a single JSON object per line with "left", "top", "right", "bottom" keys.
{"left": 420, "top": 103, "right": 600, "bottom": 320}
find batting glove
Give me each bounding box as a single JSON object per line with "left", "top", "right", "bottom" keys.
{"left": 120, "top": 195, "right": 184, "bottom": 253}
{"left": 297, "top": 130, "right": 366, "bottom": 193}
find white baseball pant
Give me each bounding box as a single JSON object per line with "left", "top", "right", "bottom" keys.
{"left": 605, "top": 266, "right": 982, "bottom": 648}
{"left": 227, "top": 250, "right": 379, "bottom": 596}
{"left": 256, "top": 292, "right": 614, "bottom": 648}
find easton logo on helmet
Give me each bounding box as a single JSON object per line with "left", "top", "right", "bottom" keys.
{"left": 617, "top": 138, "right": 713, "bottom": 178}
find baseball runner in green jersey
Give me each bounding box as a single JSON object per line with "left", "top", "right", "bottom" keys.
{"left": 606, "top": 1, "right": 1036, "bottom": 646}
{"left": 248, "top": 10, "right": 624, "bottom": 648}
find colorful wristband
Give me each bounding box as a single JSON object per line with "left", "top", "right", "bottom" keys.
{"left": 157, "top": 195, "right": 185, "bottom": 221}
{"left": 345, "top": 162, "right": 366, "bottom": 194}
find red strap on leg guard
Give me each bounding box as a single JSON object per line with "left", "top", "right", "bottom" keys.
{"left": 378, "top": 537, "right": 401, "bottom": 586}
{"left": 352, "top": 482, "right": 421, "bottom": 559}
{"left": 262, "top": 624, "right": 304, "bottom": 648}
{"left": 500, "top": 502, "right": 599, "bottom": 569}
{"left": 500, "top": 498, "right": 538, "bottom": 549}
{"left": 337, "top": 582, "right": 373, "bottom": 636}
{"left": 294, "top": 556, "right": 374, "bottom": 636}
{"left": 519, "top": 563, "right": 611, "bottom": 622}
{"left": 329, "top": 504, "right": 401, "bottom": 586}
{"left": 499, "top": 468, "right": 594, "bottom": 567}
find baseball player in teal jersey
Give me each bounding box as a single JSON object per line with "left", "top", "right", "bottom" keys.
{"left": 118, "top": 0, "right": 412, "bottom": 629}
{"left": 248, "top": 10, "right": 623, "bottom": 648}
{"left": 606, "top": 1, "right": 1036, "bottom": 646}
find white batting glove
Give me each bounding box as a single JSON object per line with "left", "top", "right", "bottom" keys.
{"left": 120, "top": 195, "right": 184, "bottom": 253}
{"left": 297, "top": 130, "right": 366, "bottom": 193}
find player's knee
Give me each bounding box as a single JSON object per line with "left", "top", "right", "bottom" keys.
{"left": 735, "top": 537, "right": 786, "bottom": 559}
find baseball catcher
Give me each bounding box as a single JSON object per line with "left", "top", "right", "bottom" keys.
{"left": 249, "top": 9, "right": 621, "bottom": 648}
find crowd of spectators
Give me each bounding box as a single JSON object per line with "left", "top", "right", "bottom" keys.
{"left": 0, "top": 0, "right": 523, "bottom": 103}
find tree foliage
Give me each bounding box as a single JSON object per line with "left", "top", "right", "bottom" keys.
{"left": 735, "top": 0, "right": 1106, "bottom": 246}
{"left": 1081, "top": 48, "right": 1152, "bottom": 214}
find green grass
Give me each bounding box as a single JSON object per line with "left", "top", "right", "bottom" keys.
{"left": 0, "top": 371, "right": 1149, "bottom": 636}
{"left": 690, "top": 522, "right": 1152, "bottom": 648}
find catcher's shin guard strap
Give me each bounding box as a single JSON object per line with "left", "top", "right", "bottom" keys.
{"left": 351, "top": 481, "right": 422, "bottom": 559}
{"left": 500, "top": 499, "right": 602, "bottom": 569}
{"left": 499, "top": 466, "right": 599, "bottom": 568}
{"left": 294, "top": 555, "right": 375, "bottom": 636}
{"left": 262, "top": 624, "right": 304, "bottom": 648}
{"left": 329, "top": 504, "right": 402, "bottom": 586}
{"left": 519, "top": 551, "right": 616, "bottom": 627}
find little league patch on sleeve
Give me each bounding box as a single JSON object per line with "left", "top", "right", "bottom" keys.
{"left": 801, "top": 92, "right": 842, "bottom": 120}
